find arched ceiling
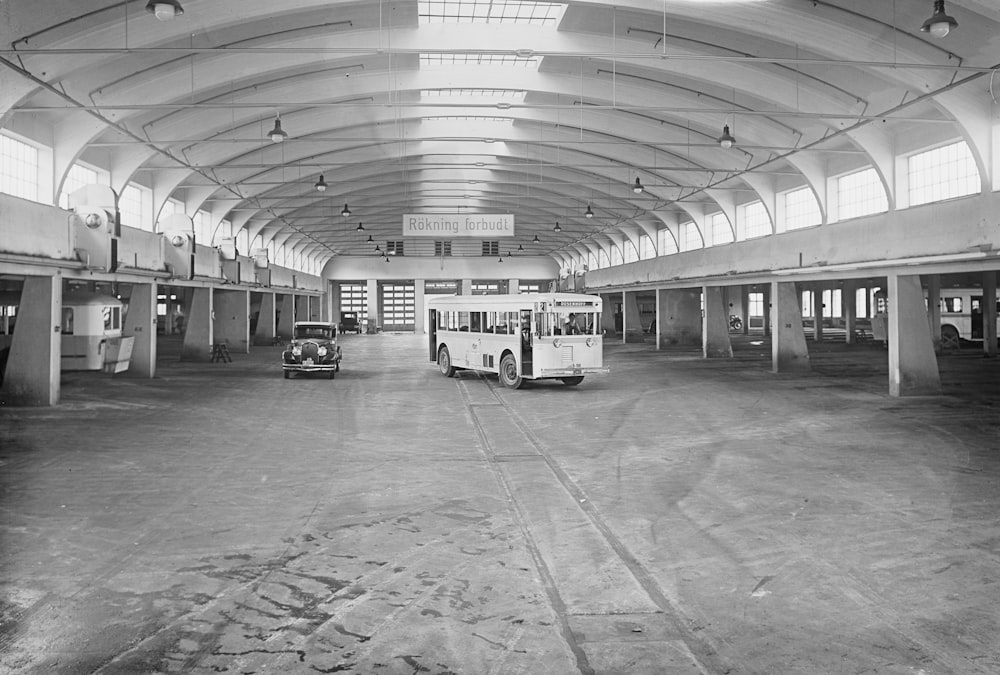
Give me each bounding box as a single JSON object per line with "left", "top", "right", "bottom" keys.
{"left": 2, "top": 0, "right": 997, "bottom": 270}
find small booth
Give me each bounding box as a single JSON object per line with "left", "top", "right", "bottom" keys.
{"left": 61, "top": 292, "right": 126, "bottom": 371}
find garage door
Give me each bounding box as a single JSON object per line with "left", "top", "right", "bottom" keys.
{"left": 381, "top": 283, "right": 415, "bottom": 332}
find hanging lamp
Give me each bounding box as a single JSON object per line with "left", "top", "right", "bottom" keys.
{"left": 584, "top": 204, "right": 593, "bottom": 219}
{"left": 267, "top": 115, "right": 287, "bottom": 142}
{"left": 145, "top": 0, "right": 183, "bottom": 21}
{"left": 314, "top": 175, "right": 327, "bottom": 192}
{"left": 633, "top": 177, "right": 644, "bottom": 194}
{"left": 718, "top": 124, "right": 736, "bottom": 149}
{"left": 553, "top": 222, "right": 562, "bottom": 233}
{"left": 356, "top": 222, "right": 365, "bottom": 232}
{"left": 341, "top": 204, "right": 351, "bottom": 217}
{"left": 921, "top": 0, "right": 958, "bottom": 37}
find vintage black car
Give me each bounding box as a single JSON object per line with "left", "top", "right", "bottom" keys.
{"left": 339, "top": 311, "right": 362, "bottom": 334}
{"left": 282, "top": 321, "right": 342, "bottom": 379}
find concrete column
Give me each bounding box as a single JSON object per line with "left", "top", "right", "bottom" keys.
{"left": 254, "top": 292, "right": 276, "bottom": 345}
{"left": 812, "top": 287, "right": 823, "bottom": 342}
{"left": 982, "top": 271, "right": 997, "bottom": 358}
{"left": 740, "top": 286, "right": 750, "bottom": 335}
{"left": 214, "top": 289, "right": 250, "bottom": 353}
{"left": 367, "top": 279, "right": 380, "bottom": 328}
{"left": 601, "top": 294, "right": 616, "bottom": 334}
{"left": 623, "top": 291, "right": 643, "bottom": 343}
{"left": 925, "top": 275, "right": 941, "bottom": 353}
{"left": 656, "top": 288, "right": 702, "bottom": 346}
{"left": 460, "top": 279, "right": 472, "bottom": 295}
{"left": 772, "top": 281, "right": 810, "bottom": 372}
{"left": 0, "top": 275, "right": 60, "bottom": 406}
{"left": 181, "top": 287, "right": 212, "bottom": 361}
{"left": 414, "top": 280, "right": 426, "bottom": 334}
{"left": 277, "top": 294, "right": 295, "bottom": 339}
{"left": 507, "top": 278, "right": 520, "bottom": 294}
{"left": 654, "top": 288, "right": 661, "bottom": 350}
{"left": 309, "top": 295, "right": 320, "bottom": 321}
{"left": 762, "top": 284, "right": 772, "bottom": 336}
{"left": 843, "top": 281, "right": 857, "bottom": 345}
{"left": 125, "top": 282, "right": 156, "bottom": 377}
{"left": 887, "top": 273, "right": 941, "bottom": 396}
{"left": 703, "top": 285, "right": 733, "bottom": 358}
{"left": 331, "top": 282, "right": 342, "bottom": 326}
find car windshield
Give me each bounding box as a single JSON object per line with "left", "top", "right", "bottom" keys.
{"left": 295, "top": 325, "right": 334, "bottom": 340}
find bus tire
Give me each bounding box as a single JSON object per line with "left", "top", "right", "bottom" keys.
{"left": 561, "top": 376, "right": 584, "bottom": 386}
{"left": 941, "top": 324, "right": 961, "bottom": 350}
{"left": 438, "top": 346, "right": 456, "bottom": 377}
{"left": 499, "top": 353, "right": 524, "bottom": 389}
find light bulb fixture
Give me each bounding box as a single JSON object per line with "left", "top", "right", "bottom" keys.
{"left": 506, "top": 251, "right": 512, "bottom": 257}
{"left": 497, "top": 256, "right": 503, "bottom": 263}
{"left": 532, "top": 234, "right": 540, "bottom": 243}
{"left": 921, "top": 0, "right": 958, "bottom": 37}
{"left": 633, "top": 177, "right": 644, "bottom": 194}
{"left": 145, "top": 0, "right": 183, "bottom": 21}
{"left": 384, "top": 256, "right": 390, "bottom": 263}
{"left": 267, "top": 115, "right": 288, "bottom": 143}
{"left": 314, "top": 175, "right": 327, "bottom": 192}
{"left": 584, "top": 204, "right": 594, "bottom": 219}
{"left": 553, "top": 222, "right": 562, "bottom": 233}
{"left": 366, "top": 234, "right": 373, "bottom": 243}
{"left": 356, "top": 222, "right": 365, "bottom": 232}
{"left": 374, "top": 244, "right": 381, "bottom": 252}
{"left": 341, "top": 204, "right": 351, "bottom": 217}
{"left": 517, "top": 244, "right": 524, "bottom": 251}
{"left": 719, "top": 124, "right": 736, "bottom": 149}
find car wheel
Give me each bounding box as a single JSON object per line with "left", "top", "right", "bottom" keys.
{"left": 499, "top": 353, "right": 524, "bottom": 389}
{"left": 561, "top": 376, "right": 584, "bottom": 386}
{"left": 438, "top": 346, "right": 456, "bottom": 377}
{"left": 283, "top": 370, "right": 291, "bottom": 379}
{"left": 328, "top": 370, "right": 335, "bottom": 380}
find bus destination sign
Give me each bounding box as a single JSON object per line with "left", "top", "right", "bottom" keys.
{"left": 403, "top": 214, "right": 514, "bottom": 237}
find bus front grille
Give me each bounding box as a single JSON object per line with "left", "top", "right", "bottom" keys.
{"left": 560, "top": 346, "right": 574, "bottom": 365}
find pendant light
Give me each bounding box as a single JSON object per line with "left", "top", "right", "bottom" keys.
{"left": 633, "top": 177, "right": 644, "bottom": 194}
{"left": 267, "top": 115, "right": 287, "bottom": 142}
{"left": 341, "top": 204, "right": 351, "bottom": 217}
{"left": 314, "top": 175, "right": 327, "bottom": 192}
{"left": 356, "top": 222, "right": 365, "bottom": 232}
{"left": 584, "top": 204, "right": 594, "bottom": 219}
{"left": 146, "top": 0, "right": 183, "bottom": 21}
{"left": 553, "top": 222, "right": 562, "bottom": 233}
{"left": 366, "top": 234, "right": 373, "bottom": 243}
{"left": 532, "top": 234, "right": 540, "bottom": 243}
{"left": 718, "top": 124, "right": 736, "bottom": 149}
{"left": 921, "top": 0, "right": 958, "bottom": 37}
{"left": 517, "top": 244, "right": 524, "bottom": 251}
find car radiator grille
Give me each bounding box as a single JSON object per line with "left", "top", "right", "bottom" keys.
{"left": 301, "top": 343, "right": 319, "bottom": 360}
{"left": 560, "top": 346, "right": 574, "bottom": 366}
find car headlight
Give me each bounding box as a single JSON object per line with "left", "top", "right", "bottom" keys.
{"left": 317, "top": 346, "right": 327, "bottom": 356}
{"left": 292, "top": 345, "right": 302, "bottom": 356}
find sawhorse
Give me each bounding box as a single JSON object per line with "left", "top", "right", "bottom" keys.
{"left": 210, "top": 342, "right": 232, "bottom": 363}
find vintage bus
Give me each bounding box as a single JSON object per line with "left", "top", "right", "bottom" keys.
{"left": 938, "top": 287, "right": 1000, "bottom": 348}
{"left": 427, "top": 293, "right": 609, "bottom": 388}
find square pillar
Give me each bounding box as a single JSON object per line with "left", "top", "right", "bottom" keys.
{"left": 887, "top": 273, "right": 941, "bottom": 396}
{"left": 981, "top": 271, "right": 997, "bottom": 358}
{"left": 277, "top": 293, "right": 295, "bottom": 340}
{"left": 0, "top": 275, "right": 60, "bottom": 406}
{"left": 125, "top": 282, "right": 157, "bottom": 377}
{"left": 703, "top": 286, "right": 733, "bottom": 358}
{"left": 181, "top": 287, "right": 212, "bottom": 361}
{"left": 924, "top": 276, "right": 941, "bottom": 353}
{"left": 214, "top": 289, "right": 250, "bottom": 353}
{"left": 772, "top": 281, "right": 810, "bottom": 372}
{"left": 254, "top": 292, "right": 276, "bottom": 346}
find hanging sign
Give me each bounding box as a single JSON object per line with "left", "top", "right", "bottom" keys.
{"left": 403, "top": 214, "right": 514, "bottom": 237}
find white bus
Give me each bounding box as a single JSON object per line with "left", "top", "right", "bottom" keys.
{"left": 938, "top": 287, "right": 1000, "bottom": 348}
{"left": 428, "top": 293, "right": 609, "bottom": 389}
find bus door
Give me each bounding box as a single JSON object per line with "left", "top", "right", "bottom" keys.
{"left": 519, "top": 309, "right": 533, "bottom": 376}
{"left": 971, "top": 297, "right": 983, "bottom": 339}
{"left": 428, "top": 308, "right": 438, "bottom": 361}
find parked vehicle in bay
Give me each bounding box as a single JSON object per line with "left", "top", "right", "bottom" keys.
{"left": 282, "top": 321, "right": 342, "bottom": 379}
{"left": 339, "top": 311, "right": 362, "bottom": 334}
{"left": 427, "top": 292, "right": 609, "bottom": 389}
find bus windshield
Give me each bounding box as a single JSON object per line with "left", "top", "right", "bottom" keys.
{"left": 537, "top": 311, "right": 598, "bottom": 336}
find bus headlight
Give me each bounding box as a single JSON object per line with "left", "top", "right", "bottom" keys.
{"left": 553, "top": 338, "right": 563, "bottom": 348}
{"left": 586, "top": 337, "right": 594, "bottom": 347}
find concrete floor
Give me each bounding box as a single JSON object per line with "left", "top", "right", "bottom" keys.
{"left": 1, "top": 333, "right": 999, "bottom": 674}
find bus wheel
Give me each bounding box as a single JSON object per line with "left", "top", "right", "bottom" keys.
{"left": 561, "top": 376, "right": 584, "bottom": 386}
{"left": 438, "top": 346, "right": 456, "bottom": 377}
{"left": 499, "top": 354, "right": 524, "bottom": 389}
{"left": 941, "top": 325, "right": 961, "bottom": 350}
